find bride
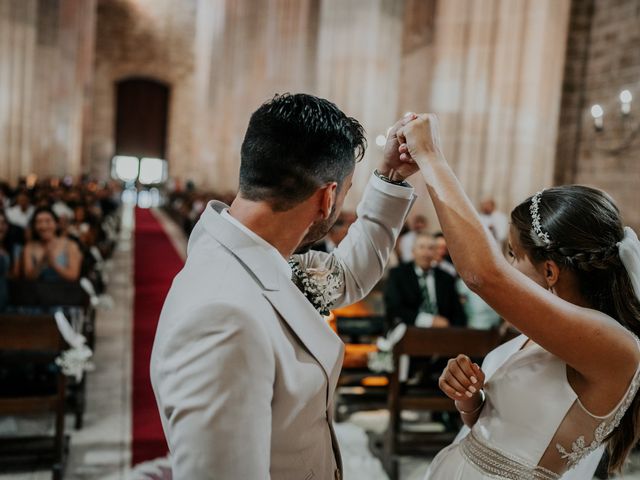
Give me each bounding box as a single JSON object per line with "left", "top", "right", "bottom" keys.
{"left": 394, "top": 115, "right": 640, "bottom": 479}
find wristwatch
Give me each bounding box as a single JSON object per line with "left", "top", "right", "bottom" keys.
{"left": 374, "top": 169, "right": 410, "bottom": 187}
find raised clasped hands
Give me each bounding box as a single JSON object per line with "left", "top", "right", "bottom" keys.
{"left": 380, "top": 112, "right": 444, "bottom": 181}
{"left": 396, "top": 113, "right": 443, "bottom": 167}
{"left": 379, "top": 113, "right": 420, "bottom": 182}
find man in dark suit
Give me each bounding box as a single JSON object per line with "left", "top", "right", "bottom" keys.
{"left": 384, "top": 232, "right": 466, "bottom": 329}
{"left": 384, "top": 233, "right": 467, "bottom": 430}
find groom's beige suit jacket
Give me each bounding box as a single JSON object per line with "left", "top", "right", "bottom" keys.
{"left": 150, "top": 174, "right": 415, "bottom": 479}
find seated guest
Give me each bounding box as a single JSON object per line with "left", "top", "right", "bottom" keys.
{"left": 478, "top": 196, "right": 508, "bottom": 248}
{"left": 385, "top": 232, "right": 466, "bottom": 328}
{"left": 0, "top": 183, "right": 10, "bottom": 210}
{"left": 20, "top": 207, "right": 82, "bottom": 282}
{"left": 0, "top": 211, "right": 10, "bottom": 312}
{"left": 6, "top": 191, "right": 34, "bottom": 229}
{"left": 433, "top": 231, "right": 457, "bottom": 277}
{"left": 397, "top": 214, "right": 429, "bottom": 263}
{"left": 456, "top": 280, "right": 501, "bottom": 330}
{"left": 51, "top": 188, "right": 74, "bottom": 220}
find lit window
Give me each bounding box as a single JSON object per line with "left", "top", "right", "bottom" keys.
{"left": 112, "top": 156, "right": 140, "bottom": 182}
{"left": 139, "top": 158, "right": 167, "bottom": 185}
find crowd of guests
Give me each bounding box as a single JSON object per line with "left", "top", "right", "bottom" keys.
{"left": 385, "top": 198, "right": 509, "bottom": 332}
{"left": 162, "top": 184, "right": 508, "bottom": 332}
{"left": 0, "top": 177, "right": 121, "bottom": 312}
{"left": 165, "top": 183, "right": 234, "bottom": 237}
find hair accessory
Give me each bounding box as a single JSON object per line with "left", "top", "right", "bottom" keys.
{"left": 530, "top": 191, "right": 551, "bottom": 245}
{"left": 618, "top": 226, "right": 640, "bottom": 301}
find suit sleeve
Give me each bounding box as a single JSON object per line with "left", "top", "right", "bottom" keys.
{"left": 294, "top": 173, "right": 415, "bottom": 310}
{"left": 156, "top": 303, "right": 275, "bottom": 479}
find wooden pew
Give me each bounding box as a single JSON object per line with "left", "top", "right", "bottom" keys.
{"left": 333, "top": 315, "right": 388, "bottom": 421}
{"left": 7, "top": 280, "right": 91, "bottom": 429}
{"left": 0, "top": 314, "right": 69, "bottom": 480}
{"left": 383, "top": 326, "right": 504, "bottom": 480}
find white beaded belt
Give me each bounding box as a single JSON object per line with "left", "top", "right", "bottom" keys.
{"left": 460, "top": 432, "right": 560, "bottom": 480}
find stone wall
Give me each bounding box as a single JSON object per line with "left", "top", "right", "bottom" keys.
{"left": 555, "top": 0, "right": 640, "bottom": 230}
{"left": 0, "top": 0, "right": 96, "bottom": 180}
{"left": 88, "top": 0, "right": 198, "bottom": 181}
{"left": 181, "top": 0, "right": 572, "bottom": 215}
{"left": 2, "top": 0, "right": 576, "bottom": 223}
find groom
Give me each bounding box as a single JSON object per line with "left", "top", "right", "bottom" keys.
{"left": 150, "top": 93, "right": 418, "bottom": 479}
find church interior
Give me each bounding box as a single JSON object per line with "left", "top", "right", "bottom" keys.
{"left": 0, "top": 0, "right": 639, "bottom": 479}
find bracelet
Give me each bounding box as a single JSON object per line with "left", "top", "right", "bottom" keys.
{"left": 374, "top": 169, "right": 409, "bottom": 186}
{"left": 457, "top": 389, "right": 485, "bottom": 415}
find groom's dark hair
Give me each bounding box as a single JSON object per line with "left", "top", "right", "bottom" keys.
{"left": 239, "top": 93, "right": 366, "bottom": 211}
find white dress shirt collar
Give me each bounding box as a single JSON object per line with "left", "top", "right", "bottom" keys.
{"left": 221, "top": 209, "right": 292, "bottom": 279}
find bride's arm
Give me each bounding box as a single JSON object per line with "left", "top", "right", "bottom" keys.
{"left": 398, "top": 115, "right": 638, "bottom": 386}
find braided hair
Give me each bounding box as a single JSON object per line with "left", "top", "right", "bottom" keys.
{"left": 511, "top": 185, "right": 640, "bottom": 474}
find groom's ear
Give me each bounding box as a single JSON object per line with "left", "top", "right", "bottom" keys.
{"left": 319, "top": 182, "right": 338, "bottom": 220}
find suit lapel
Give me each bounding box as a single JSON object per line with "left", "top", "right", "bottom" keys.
{"left": 263, "top": 284, "right": 344, "bottom": 403}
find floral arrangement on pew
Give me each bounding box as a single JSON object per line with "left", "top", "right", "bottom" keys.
{"left": 53, "top": 310, "right": 95, "bottom": 382}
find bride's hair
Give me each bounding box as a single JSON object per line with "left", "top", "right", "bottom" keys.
{"left": 510, "top": 185, "right": 640, "bottom": 474}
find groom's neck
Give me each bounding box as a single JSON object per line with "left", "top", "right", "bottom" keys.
{"left": 228, "top": 197, "right": 313, "bottom": 259}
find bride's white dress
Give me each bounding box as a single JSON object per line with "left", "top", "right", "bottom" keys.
{"left": 425, "top": 335, "right": 640, "bottom": 479}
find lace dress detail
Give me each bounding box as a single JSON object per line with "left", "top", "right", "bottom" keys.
{"left": 555, "top": 363, "right": 640, "bottom": 470}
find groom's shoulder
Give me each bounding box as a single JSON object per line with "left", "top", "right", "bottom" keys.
{"left": 158, "top": 280, "right": 269, "bottom": 349}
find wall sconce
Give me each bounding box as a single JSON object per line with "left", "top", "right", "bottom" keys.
{"left": 591, "top": 89, "right": 634, "bottom": 132}
{"left": 591, "top": 104, "right": 604, "bottom": 132}
{"left": 620, "top": 89, "right": 632, "bottom": 116}
{"left": 589, "top": 89, "right": 639, "bottom": 155}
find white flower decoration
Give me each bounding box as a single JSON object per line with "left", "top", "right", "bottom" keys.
{"left": 289, "top": 258, "right": 344, "bottom": 316}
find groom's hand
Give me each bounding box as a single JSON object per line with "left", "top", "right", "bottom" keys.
{"left": 378, "top": 113, "right": 420, "bottom": 182}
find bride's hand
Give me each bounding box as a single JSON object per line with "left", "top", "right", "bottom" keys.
{"left": 397, "top": 113, "right": 443, "bottom": 165}
{"left": 438, "top": 354, "right": 485, "bottom": 403}
{"left": 378, "top": 113, "right": 420, "bottom": 181}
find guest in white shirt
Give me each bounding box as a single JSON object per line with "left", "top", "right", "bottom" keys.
{"left": 398, "top": 214, "right": 428, "bottom": 263}
{"left": 478, "top": 197, "right": 508, "bottom": 247}
{"left": 51, "top": 189, "right": 74, "bottom": 220}
{"left": 6, "top": 192, "right": 34, "bottom": 229}
{"left": 434, "top": 231, "right": 457, "bottom": 278}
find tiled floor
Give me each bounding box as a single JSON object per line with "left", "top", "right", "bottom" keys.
{"left": 3, "top": 207, "right": 640, "bottom": 480}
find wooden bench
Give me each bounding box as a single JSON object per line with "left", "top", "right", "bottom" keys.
{"left": 0, "top": 314, "right": 69, "bottom": 480}
{"left": 332, "top": 315, "right": 390, "bottom": 421}
{"left": 8, "top": 280, "right": 92, "bottom": 429}
{"left": 383, "top": 326, "right": 504, "bottom": 479}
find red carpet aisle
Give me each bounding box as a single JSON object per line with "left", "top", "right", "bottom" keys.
{"left": 133, "top": 208, "right": 184, "bottom": 465}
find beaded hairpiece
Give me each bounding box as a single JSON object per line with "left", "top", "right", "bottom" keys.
{"left": 530, "top": 191, "right": 552, "bottom": 245}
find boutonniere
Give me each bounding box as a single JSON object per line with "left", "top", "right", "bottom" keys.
{"left": 289, "top": 258, "right": 344, "bottom": 316}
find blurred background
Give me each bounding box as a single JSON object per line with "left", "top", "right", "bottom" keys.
{"left": 0, "top": 0, "right": 639, "bottom": 479}
{"left": 1, "top": 0, "right": 638, "bottom": 225}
